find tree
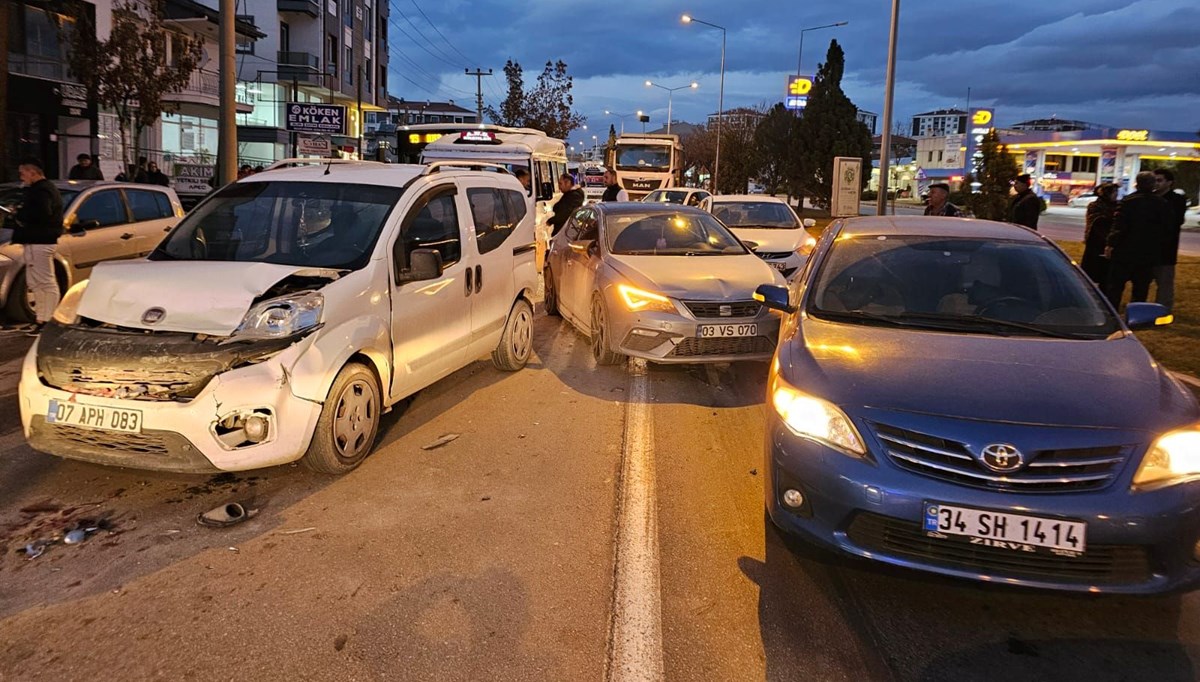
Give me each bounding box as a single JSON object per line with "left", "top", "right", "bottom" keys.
{"left": 754, "top": 104, "right": 800, "bottom": 194}
{"left": 680, "top": 126, "right": 715, "bottom": 183}
{"left": 488, "top": 59, "right": 525, "bottom": 128}
{"left": 63, "top": 0, "right": 202, "bottom": 174}
{"left": 795, "top": 40, "right": 872, "bottom": 208}
{"left": 483, "top": 59, "right": 585, "bottom": 140}
{"left": 715, "top": 106, "right": 767, "bottom": 194}
{"left": 964, "top": 129, "right": 1019, "bottom": 221}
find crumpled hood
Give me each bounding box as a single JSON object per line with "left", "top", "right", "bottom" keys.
{"left": 730, "top": 227, "right": 807, "bottom": 254}
{"left": 782, "top": 318, "right": 1200, "bottom": 432}
{"left": 77, "top": 260, "right": 339, "bottom": 336}
{"left": 607, "top": 254, "right": 783, "bottom": 300}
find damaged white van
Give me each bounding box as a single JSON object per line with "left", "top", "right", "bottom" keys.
{"left": 18, "top": 160, "right": 538, "bottom": 474}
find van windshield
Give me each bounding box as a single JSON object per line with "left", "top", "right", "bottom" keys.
{"left": 151, "top": 181, "right": 403, "bottom": 270}
{"left": 616, "top": 145, "right": 672, "bottom": 171}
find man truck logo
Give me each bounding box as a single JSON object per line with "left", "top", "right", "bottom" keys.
{"left": 972, "top": 110, "right": 993, "bottom": 126}
{"left": 980, "top": 443, "right": 1024, "bottom": 473}
{"left": 788, "top": 77, "right": 813, "bottom": 96}
{"left": 1117, "top": 129, "right": 1149, "bottom": 141}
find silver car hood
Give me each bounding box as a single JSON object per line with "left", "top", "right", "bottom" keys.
{"left": 607, "top": 253, "right": 783, "bottom": 301}
{"left": 729, "top": 227, "right": 806, "bottom": 253}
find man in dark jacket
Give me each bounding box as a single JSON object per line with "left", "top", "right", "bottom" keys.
{"left": 146, "top": 161, "right": 170, "bottom": 187}
{"left": 1104, "top": 171, "right": 1170, "bottom": 307}
{"left": 1152, "top": 168, "right": 1187, "bottom": 311}
{"left": 547, "top": 173, "right": 585, "bottom": 237}
{"left": 923, "top": 182, "right": 961, "bottom": 217}
{"left": 1008, "top": 174, "right": 1041, "bottom": 230}
{"left": 601, "top": 169, "right": 629, "bottom": 202}
{"left": 67, "top": 153, "right": 103, "bottom": 180}
{"left": 13, "top": 157, "right": 64, "bottom": 331}
{"left": 1081, "top": 183, "right": 1118, "bottom": 285}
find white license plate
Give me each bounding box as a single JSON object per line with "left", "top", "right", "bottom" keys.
{"left": 769, "top": 261, "right": 788, "bottom": 271}
{"left": 923, "top": 502, "right": 1086, "bottom": 555}
{"left": 46, "top": 399, "right": 143, "bottom": 434}
{"left": 698, "top": 323, "right": 758, "bottom": 338}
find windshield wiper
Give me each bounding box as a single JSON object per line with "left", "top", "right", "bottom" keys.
{"left": 890, "top": 311, "right": 1092, "bottom": 339}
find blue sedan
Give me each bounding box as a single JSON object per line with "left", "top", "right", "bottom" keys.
{"left": 754, "top": 215, "right": 1200, "bottom": 594}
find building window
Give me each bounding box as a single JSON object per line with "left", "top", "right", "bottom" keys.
{"left": 364, "top": 58, "right": 371, "bottom": 93}
{"left": 1044, "top": 154, "right": 1068, "bottom": 172}
{"left": 1071, "top": 156, "right": 1098, "bottom": 174}
{"left": 327, "top": 34, "right": 338, "bottom": 79}
{"left": 235, "top": 16, "right": 255, "bottom": 54}
{"left": 343, "top": 0, "right": 353, "bottom": 27}
{"left": 344, "top": 46, "right": 353, "bottom": 84}
{"left": 280, "top": 22, "right": 290, "bottom": 52}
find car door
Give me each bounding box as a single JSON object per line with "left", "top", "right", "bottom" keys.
{"left": 123, "top": 188, "right": 180, "bottom": 256}
{"left": 563, "top": 207, "right": 600, "bottom": 319}
{"left": 387, "top": 182, "right": 473, "bottom": 400}
{"left": 462, "top": 183, "right": 524, "bottom": 357}
{"left": 59, "top": 188, "right": 137, "bottom": 281}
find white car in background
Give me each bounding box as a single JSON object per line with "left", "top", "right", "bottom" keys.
{"left": 1067, "top": 191, "right": 1099, "bottom": 208}
{"left": 641, "top": 187, "right": 711, "bottom": 207}
{"left": 701, "top": 194, "right": 817, "bottom": 281}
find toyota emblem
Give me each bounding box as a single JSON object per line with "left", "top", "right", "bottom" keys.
{"left": 980, "top": 443, "right": 1024, "bottom": 473}
{"left": 141, "top": 307, "right": 166, "bottom": 325}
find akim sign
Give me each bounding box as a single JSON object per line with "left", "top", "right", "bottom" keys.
{"left": 285, "top": 103, "right": 347, "bottom": 135}
{"left": 785, "top": 75, "right": 813, "bottom": 111}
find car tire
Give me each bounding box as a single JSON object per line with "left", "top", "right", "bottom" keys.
{"left": 491, "top": 298, "right": 534, "bottom": 372}
{"left": 590, "top": 294, "right": 623, "bottom": 366}
{"left": 4, "top": 269, "right": 34, "bottom": 322}
{"left": 301, "top": 362, "right": 381, "bottom": 474}
{"left": 543, "top": 267, "right": 560, "bottom": 317}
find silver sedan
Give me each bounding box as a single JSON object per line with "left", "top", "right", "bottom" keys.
{"left": 543, "top": 203, "right": 786, "bottom": 365}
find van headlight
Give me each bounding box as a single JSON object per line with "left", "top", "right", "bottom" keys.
{"left": 229, "top": 291, "right": 323, "bottom": 342}
{"left": 52, "top": 280, "right": 89, "bottom": 325}
{"left": 770, "top": 374, "right": 865, "bottom": 456}
{"left": 1132, "top": 429, "right": 1200, "bottom": 487}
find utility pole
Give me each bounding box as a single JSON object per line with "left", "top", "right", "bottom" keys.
{"left": 876, "top": 0, "right": 900, "bottom": 218}
{"left": 357, "top": 63, "right": 363, "bottom": 159}
{"left": 0, "top": 4, "right": 9, "bottom": 181}
{"left": 465, "top": 68, "right": 492, "bottom": 122}
{"left": 217, "top": 0, "right": 237, "bottom": 185}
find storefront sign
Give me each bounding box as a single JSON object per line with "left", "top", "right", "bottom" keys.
{"left": 1099, "top": 147, "right": 1118, "bottom": 183}
{"left": 962, "top": 108, "right": 995, "bottom": 178}
{"left": 298, "top": 135, "right": 331, "bottom": 155}
{"left": 285, "top": 103, "right": 347, "bottom": 135}
{"left": 785, "top": 75, "right": 813, "bottom": 111}
{"left": 173, "top": 161, "right": 214, "bottom": 195}
{"left": 1116, "top": 129, "right": 1148, "bottom": 142}
{"left": 831, "top": 157, "right": 862, "bottom": 218}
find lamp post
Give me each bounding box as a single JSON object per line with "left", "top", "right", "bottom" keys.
{"left": 604, "top": 110, "right": 634, "bottom": 135}
{"left": 681, "top": 14, "right": 725, "bottom": 193}
{"left": 796, "top": 21, "right": 848, "bottom": 76}
{"left": 645, "top": 80, "right": 698, "bottom": 136}
{"left": 876, "top": 0, "right": 900, "bottom": 217}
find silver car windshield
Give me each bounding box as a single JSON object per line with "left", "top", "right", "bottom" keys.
{"left": 712, "top": 201, "right": 799, "bottom": 229}
{"left": 606, "top": 211, "right": 747, "bottom": 256}
{"left": 809, "top": 236, "right": 1120, "bottom": 338}
{"left": 152, "top": 181, "right": 402, "bottom": 270}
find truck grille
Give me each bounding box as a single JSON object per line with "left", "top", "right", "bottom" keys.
{"left": 682, "top": 300, "right": 762, "bottom": 318}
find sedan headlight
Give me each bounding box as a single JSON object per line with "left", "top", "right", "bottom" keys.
{"left": 52, "top": 280, "right": 89, "bottom": 325}
{"left": 798, "top": 234, "right": 817, "bottom": 256}
{"left": 229, "top": 291, "right": 323, "bottom": 342}
{"left": 771, "top": 374, "right": 865, "bottom": 456}
{"left": 1132, "top": 429, "right": 1200, "bottom": 487}
{"left": 617, "top": 284, "right": 675, "bottom": 313}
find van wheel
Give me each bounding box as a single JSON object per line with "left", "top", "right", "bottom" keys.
{"left": 543, "top": 267, "right": 560, "bottom": 317}
{"left": 302, "top": 362, "right": 381, "bottom": 474}
{"left": 492, "top": 298, "right": 534, "bottom": 371}
{"left": 591, "top": 295, "right": 623, "bottom": 366}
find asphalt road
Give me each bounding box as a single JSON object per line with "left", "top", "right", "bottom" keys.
{"left": 2, "top": 316, "right": 1199, "bottom": 681}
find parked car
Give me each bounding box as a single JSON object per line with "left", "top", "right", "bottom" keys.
{"left": 755, "top": 215, "right": 1200, "bottom": 594}
{"left": 19, "top": 161, "right": 538, "bottom": 474}
{"left": 1067, "top": 189, "right": 1099, "bottom": 208}
{"left": 641, "top": 188, "right": 711, "bottom": 207}
{"left": 543, "top": 203, "right": 785, "bottom": 365}
{"left": 0, "top": 180, "right": 184, "bottom": 321}
{"left": 701, "top": 194, "right": 817, "bottom": 281}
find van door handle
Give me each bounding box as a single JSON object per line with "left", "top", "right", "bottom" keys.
{"left": 120, "top": 232, "right": 135, "bottom": 240}
{"left": 465, "top": 267, "right": 473, "bottom": 296}
{"left": 474, "top": 265, "right": 482, "bottom": 293}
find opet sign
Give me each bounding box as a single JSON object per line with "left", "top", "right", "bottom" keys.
{"left": 785, "top": 75, "right": 813, "bottom": 111}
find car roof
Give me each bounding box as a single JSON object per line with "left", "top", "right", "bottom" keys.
{"left": 836, "top": 215, "right": 1045, "bottom": 242}
{"left": 1, "top": 180, "right": 170, "bottom": 191}
{"left": 709, "top": 194, "right": 786, "bottom": 203}
{"left": 594, "top": 202, "right": 710, "bottom": 216}
{"left": 243, "top": 162, "right": 521, "bottom": 188}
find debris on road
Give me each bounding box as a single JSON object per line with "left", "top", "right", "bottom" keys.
{"left": 196, "top": 503, "right": 258, "bottom": 528}
{"left": 421, "top": 433, "right": 461, "bottom": 450}
{"left": 23, "top": 542, "right": 48, "bottom": 559}
{"left": 279, "top": 527, "right": 316, "bottom": 535}
{"left": 749, "top": 469, "right": 758, "bottom": 476}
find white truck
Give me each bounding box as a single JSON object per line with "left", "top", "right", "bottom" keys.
{"left": 610, "top": 134, "right": 683, "bottom": 201}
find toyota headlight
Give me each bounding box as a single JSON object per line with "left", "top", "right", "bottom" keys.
{"left": 52, "top": 280, "right": 89, "bottom": 325}
{"left": 229, "top": 291, "right": 324, "bottom": 342}
{"left": 1132, "top": 429, "right": 1200, "bottom": 487}
{"left": 771, "top": 374, "right": 865, "bottom": 456}
{"left": 617, "top": 284, "right": 675, "bottom": 313}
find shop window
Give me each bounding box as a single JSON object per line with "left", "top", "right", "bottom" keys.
{"left": 1043, "top": 155, "right": 1068, "bottom": 172}
{"left": 1071, "top": 156, "right": 1098, "bottom": 174}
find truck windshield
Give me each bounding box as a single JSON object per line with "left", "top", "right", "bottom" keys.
{"left": 616, "top": 145, "right": 672, "bottom": 171}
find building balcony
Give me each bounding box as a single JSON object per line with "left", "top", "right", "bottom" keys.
{"left": 162, "top": 69, "right": 253, "bottom": 113}
{"left": 277, "top": 52, "right": 323, "bottom": 84}
{"left": 277, "top": 0, "right": 319, "bottom": 17}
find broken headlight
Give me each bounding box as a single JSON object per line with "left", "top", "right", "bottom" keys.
{"left": 230, "top": 291, "right": 323, "bottom": 342}
{"left": 52, "top": 280, "right": 90, "bottom": 325}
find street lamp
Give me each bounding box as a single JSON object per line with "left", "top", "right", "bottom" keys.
{"left": 604, "top": 110, "right": 636, "bottom": 135}
{"left": 796, "top": 21, "right": 848, "bottom": 76}
{"left": 681, "top": 14, "right": 725, "bottom": 193}
{"left": 645, "top": 80, "right": 698, "bottom": 136}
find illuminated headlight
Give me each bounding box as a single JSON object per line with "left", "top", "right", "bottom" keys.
{"left": 1132, "top": 429, "right": 1200, "bottom": 487}
{"left": 230, "top": 291, "right": 323, "bottom": 341}
{"left": 52, "top": 280, "right": 89, "bottom": 325}
{"left": 617, "top": 284, "right": 675, "bottom": 313}
{"left": 771, "top": 375, "right": 865, "bottom": 456}
{"left": 798, "top": 235, "right": 817, "bottom": 256}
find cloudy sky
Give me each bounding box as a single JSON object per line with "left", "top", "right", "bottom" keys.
{"left": 385, "top": 0, "right": 1199, "bottom": 140}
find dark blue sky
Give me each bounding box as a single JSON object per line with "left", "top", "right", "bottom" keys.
{"left": 387, "top": 0, "right": 1200, "bottom": 140}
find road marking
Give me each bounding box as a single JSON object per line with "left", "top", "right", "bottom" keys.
{"left": 606, "top": 358, "right": 664, "bottom": 682}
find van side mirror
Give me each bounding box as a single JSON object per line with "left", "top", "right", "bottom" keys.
{"left": 396, "top": 247, "right": 443, "bottom": 284}
{"left": 754, "top": 284, "right": 795, "bottom": 314}
{"left": 538, "top": 182, "right": 554, "bottom": 202}
{"left": 1125, "top": 302, "right": 1172, "bottom": 329}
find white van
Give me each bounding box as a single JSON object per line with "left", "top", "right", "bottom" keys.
{"left": 19, "top": 160, "right": 538, "bottom": 474}
{"left": 421, "top": 128, "right": 568, "bottom": 270}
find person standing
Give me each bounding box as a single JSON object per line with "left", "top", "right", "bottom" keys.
{"left": 13, "top": 157, "right": 64, "bottom": 333}
{"left": 600, "top": 169, "right": 629, "bottom": 202}
{"left": 67, "top": 153, "right": 103, "bottom": 180}
{"left": 1081, "top": 183, "right": 1118, "bottom": 286}
{"left": 146, "top": 161, "right": 170, "bottom": 187}
{"left": 1008, "top": 174, "right": 1041, "bottom": 230}
{"left": 1152, "top": 168, "right": 1187, "bottom": 311}
{"left": 512, "top": 167, "right": 531, "bottom": 192}
{"left": 922, "top": 182, "right": 961, "bottom": 217}
{"left": 1105, "top": 171, "right": 1170, "bottom": 308}
{"left": 547, "top": 173, "right": 585, "bottom": 237}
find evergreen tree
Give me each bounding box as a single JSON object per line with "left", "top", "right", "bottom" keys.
{"left": 965, "top": 129, "right": 1019, "bottom": 221}
{"left": 795, "top": 40, "right": 872, "bottom": 208}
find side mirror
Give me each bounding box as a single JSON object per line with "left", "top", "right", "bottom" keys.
{"left": 1125, "top": 302, "right": 1172, "bottom": 329}
{"left": 538, "top": 182, "right": 554, "bottom": 202}
{"left": 70, "top": 219, "right": 98, "bottom": 235}
{"left": 802, "top": 218, "right": 816, "bottom": 228}
{"left": 396, "top": 247, "right": 443, "bottom": 283}
{"left": 754, "top": 284, "right": 796, "bottom": 314}
{"left": 742, "top": 240, "right": 759, "bottom": 252}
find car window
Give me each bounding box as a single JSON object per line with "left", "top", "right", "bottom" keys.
{"left": 711, "top": 201, "right": 799, "bottom": 229}
{"left": 605, "top": 210, "right": 747, "bottom": 256}
{"left": 153, "top": 191, "right": 174, "bottom": 217}
{"left": 401, "top": 188, "right": 461, "bottom": 268}
{"left": 74, "top": 189, "right": 127, "bottom": 227}
{"left": 500, "top": 189, "right": 527, "bottom": 226}
{"left": 467, "top": 187, "right": 519, "bottom": 255}
{"left": 127, "top": 189, "right": 168, "bottom": 221}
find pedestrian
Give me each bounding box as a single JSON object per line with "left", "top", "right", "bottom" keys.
{"left": 547, "top": 173, "right": 585, "bottom": 237}
{"left": 1008, "top": 173, "right": 1041, "bottom": 230}
{"left": 13, "top": 157, "right": 64, "bottom": 334}
{"left": 1152, "top": 168, "right": 1187, "bottom": 311}
{"left": 67, "top": 153, "right": 103, "bottom": 181}
{"left": 145, "top": 161, "right": 170, "bottom": 187}
{"left": 1104, "top": 171, "right": 1171, "bottom": 308}
{"left": 1081, "top": 183, "right": 1118, "bottom": 286}
{"left": 922, "top": 182, "right": 961, "bottom": 217}
{"left": 237, "top": 164, "right": 253, "bottom": 180}
{"left": 512, "top": 167, "right": 531, "bottom": 192}
{"left": 601, "top": 169, "right": 629, "bottom": 202}
{"left": 134, "top": 156, "right": 149, "bottom": 183}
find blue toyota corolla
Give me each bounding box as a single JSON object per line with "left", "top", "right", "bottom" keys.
{"left": 754, "top": 216, "right": 1200, "bottom": 594}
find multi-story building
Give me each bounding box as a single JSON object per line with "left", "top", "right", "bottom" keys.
{"left": 1008, "top": 117, "right": 1098, "bottom": 132}
{"left": 706, "top": 107, "right": 766, "bottom": 131}
{"left": 856, "top": 110, "right": 878, "bottom": 136}
{"left": 910, "top": 108, "right": 967, "bottom": 138}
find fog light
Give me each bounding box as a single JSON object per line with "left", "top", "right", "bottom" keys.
{"left": 782, "top": 488, "right": 805, "bottom": 509}
{"left": 244, "top": 415, "right": 270, "bottom": 443}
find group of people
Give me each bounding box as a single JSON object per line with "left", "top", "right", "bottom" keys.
{"left": 529, "top": 168, "right": 627, "bottom": 237}
{"left": 922, "top": 173, "right": 1043, "bottom": 230}
{"left": 67, "top": 153, "right": 170, "bottom": 187}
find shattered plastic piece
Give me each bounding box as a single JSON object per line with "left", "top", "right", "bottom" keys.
{"left": 63, "top": 529, "right": 88, "bottom": 544}
{"left": 197, "top": 502, "right": 259, "bottom": 528}
{"left": 280, "top": 527, "right": 317, "bottom": 535}
{"left": 421, "top": 433, "right": 461, "bottom": 450}
{"left": 24, "top": 542, "right": 47, "bottom": 559}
